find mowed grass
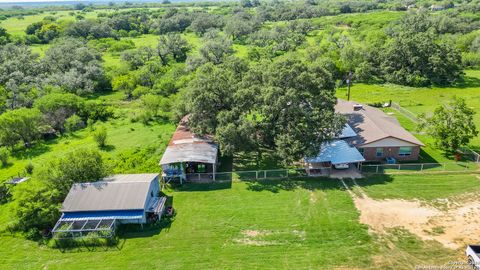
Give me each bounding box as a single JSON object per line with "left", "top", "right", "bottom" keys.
{"left": 0, "top": 176, "right": 468, "bottom": 269}
{"left": 0, "top": 179, "right": 375, "bottom": 269}
{"left": 337, "top": 69, "right": 480, "bottom": 148}
{"left": 351, "top": 173, "right": 480, "bottom": 201}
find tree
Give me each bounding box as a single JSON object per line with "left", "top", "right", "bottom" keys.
{"left": 157, "top": 34, "right": 190, "bottom": 65}
{"left": 93, "top": 126, "right": 108, "bottom": 148}
{"left": 0, "top": 146, "right": 10, "bottom": 166}
{"left": 0, "top": 108, "right": 44, "bottom": 148}
{"left": 381, "top": 12, "right": 462, "bottom": 86}
{"left": 14, "top": 148, "right": 107, "bottom": 236}
{"left": 0, "top": 44, "right": 42, "bottom": 109}
{"left": 186, "top": 56, "right": 344, "bottom": 164}
{"left": 34, "top": 93, "right": 85, "bottom": 133}
{"left": 41, "top": 38, "right": 109, "bottom": 95}
{"left": 64, "top": 114, "right": 84, "bottom": 133}
{"left": 13, "top": 182, "right": 61, "bottom": 238}
{"left": 112, "top": 74, "right": 136, "bottom": 99}
{"left": 224, "top": 12, "right": 257, "bottom": 40}
{"left": 141, "top": 94, "right": 166, "bottom": 117}
{"left": 189, "top": 13, "right": 224, "bottom": 35}
{"left": 0, "top": 26, "right": 10, "bottom": 45}
{"left": 419, "top": 97, "right": 478, "bottom": 153}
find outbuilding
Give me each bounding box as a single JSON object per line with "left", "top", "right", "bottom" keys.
{"left": 159, "top": 116, "right": 218, "bottom": 183}
{"left": 52, "top": 174, "right": 166, "bottom": 239}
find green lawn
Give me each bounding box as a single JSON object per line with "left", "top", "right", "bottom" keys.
{"left": 337, "top": 69, "right": 480, "bottom": 149}
{"left": 349, "top": 173, "right": 480, "bottom": 201}
{"left": 0, "top": 177, "right": 463, "bottom": 269}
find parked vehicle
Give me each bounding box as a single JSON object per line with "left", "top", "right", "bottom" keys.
{"left": 466, "top": 245, "right": 480, "bottom": 269}
{"left": 334, "top": 163, "right": 349, "bottom": 170}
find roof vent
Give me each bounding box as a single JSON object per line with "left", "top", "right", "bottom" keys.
{"left": 353, "top": 104, "right": 363, "bottom": 111}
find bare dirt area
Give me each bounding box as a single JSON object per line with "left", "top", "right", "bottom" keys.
{"left": 345, "top": 180, "right": 480, "bottom": 249}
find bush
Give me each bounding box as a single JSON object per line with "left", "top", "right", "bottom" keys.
{"left": 25, "top": 161, "right": 34, "bottom": 175}
{"left": 93, "top": 126, "right": 108, "bottom": 147}
{"left": 64, "top": 114, "right": 84, "bottom": 133}
{"left": 0, "top": 146, "right": 10, "bottom": 166}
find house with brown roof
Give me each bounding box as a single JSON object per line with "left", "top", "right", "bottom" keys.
{"left": 336, "top": 100, "right": 424, "bottom": 162}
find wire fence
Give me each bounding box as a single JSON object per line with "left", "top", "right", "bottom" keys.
{"left": 185, "top": 169, "right": 309, "bottom": 182}
{"left": 459, "top": 147, "right": 480, "bottom": 163}
{"left": 391, "top": 102, "right": 419, "bottom": 123}
{"left": 183, "top": 162, "right": 479, "bottom": 182}
{"left": 361, "top": 162, "right": 479, "bottom": 174}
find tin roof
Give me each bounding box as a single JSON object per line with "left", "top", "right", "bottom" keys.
{"left": 159, "top": 116, "right": 218, "bottom": 165}
{"left": 305, "top": 140, "right": 366, "bottom": 165}
{"left": 61, "top": 174, "right": 158, "bottom": 212}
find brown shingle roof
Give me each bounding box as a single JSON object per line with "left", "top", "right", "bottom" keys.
{"left": 335, "top": 100, "right": 424, "bottom": 147}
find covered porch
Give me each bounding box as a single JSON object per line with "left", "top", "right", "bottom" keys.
{"left": 304, "top": 139, "right": 365, "bottom": 178}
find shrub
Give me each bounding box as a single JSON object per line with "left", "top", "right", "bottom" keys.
{"left": 0, "top": 146, "right": 10, "bottom": 166}
{"left": 64, "top": 114, "right": 84, "bottom": 133}
{"left": 93, "top": 126, "right": 108, "bottom": 147}
{"left": 25, "top": 161, "right": 34, "bottom": 175}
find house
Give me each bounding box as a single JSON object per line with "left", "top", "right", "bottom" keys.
{"left": 159, "top": 116, "right": 218, "bottom": 183}
{"left": 52, "top": 174, "right": 166, "bottom": 239}
{"left": 335, "top": 100, "right": 424, "bottom": 162}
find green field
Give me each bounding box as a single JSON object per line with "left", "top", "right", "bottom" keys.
{"left": 0, "top": 175, "right": 469, "bottom": 269}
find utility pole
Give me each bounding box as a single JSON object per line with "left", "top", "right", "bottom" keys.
{"left": 346, "top": 71, "right": 353, "bottom": 101}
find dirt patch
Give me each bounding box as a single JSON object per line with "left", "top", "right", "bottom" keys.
{"left": 348, "top": 181, "right": 480, "bottom": 249}
{"left": 242, "top": 230, "right": 271, "bottom": 237}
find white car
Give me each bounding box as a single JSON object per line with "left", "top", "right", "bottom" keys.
{"left": 334, "top": 163, "right": 349, "bottom": 170}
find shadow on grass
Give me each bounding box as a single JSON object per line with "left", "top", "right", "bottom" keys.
{"left": 244, "top": 175, "right": 395, "bottom": 193}
{"left": 11, "top": 142, "right": 52, "bottom": 160}
{"left": 233, "top": 150, "right": 283, "bottom": 171}
{"left": 452, "top": 75, "right": 480, "bottom": 89}
{"left": 169, "top": 181, "right": 232, "bottom": 192}
{"left": 55, "top": 218, "right": 175, "bottom": 253}
{"left": 100, "top": 144, "right": 116, "bottom": 152}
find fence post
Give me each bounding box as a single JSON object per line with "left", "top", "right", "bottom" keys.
{"left": 264, "top": 170, "right": 266, "bottom": 179}
{"left": 398, "top": 164, "right": 401, "bottom": 170}
{"left": 376, "top": 165, "right": 379, "bottom": 173}
{"left": 421, "top": 164, "right": 424, "bottom": 171}
{"left": 255, "top": 171, "right": 258, "bottom": 179}
{"left": 198, "top": 173, "right": 201, "bottom": 181}
{"left": 286, "top": 170, "right": 289, "bottom": 178}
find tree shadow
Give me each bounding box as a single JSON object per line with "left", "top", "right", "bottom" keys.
{"left": 55, "top": 218, "right": 175, "bottom": 253}
{"left": 452, "top": 75, "right": 480, "bottom": 89}
{"left": 233, "top": 150, "right": 284, "bottom": 171}
{"left": 11, "top": 142, "right": 52, "bottom": 160}
{"left": 243, "top": 175, "right": 396, "bottom": 193}
{"left": 168, "top": 181, "right": 232, "bottom": 192}
{"left": 100, "top": 144, "right": 116, "bottom": 152}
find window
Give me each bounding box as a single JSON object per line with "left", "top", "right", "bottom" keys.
{"left": 197, "top": 164, "right": 206, "bottom": 173}
{"left": 376, "top": 148, "right": 383, "bottom": 157}
{"left": 399, "top": 146, "right": 413, "bottom": 156}
{"left": 358, "top": 148, "right": 364, "bottom": 157}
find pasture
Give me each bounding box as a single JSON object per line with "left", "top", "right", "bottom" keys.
{"left": 1, "top": 175, "right": 472, "bottom": 269}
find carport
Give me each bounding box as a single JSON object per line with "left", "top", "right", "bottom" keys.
{"left": 304, "top": 139, "right": 365, "bottom": 176}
